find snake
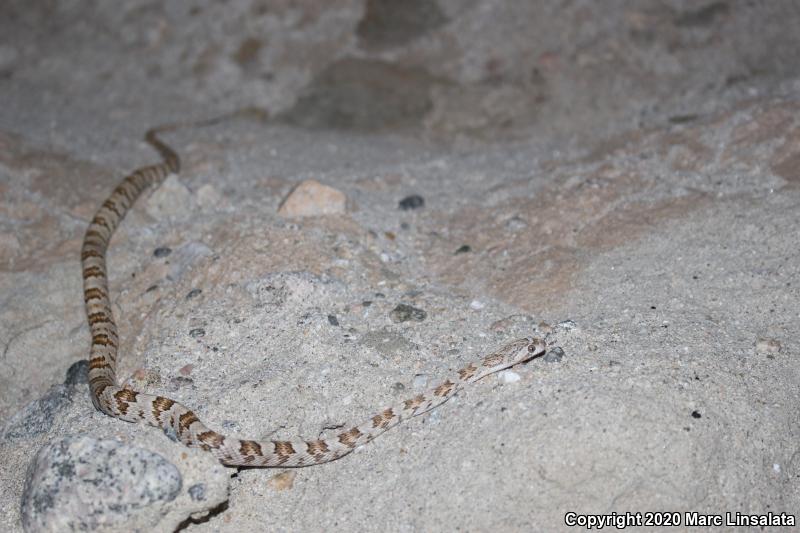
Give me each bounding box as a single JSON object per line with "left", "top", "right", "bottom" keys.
{"left": 81, "top": 111, "right": 548, "bottom": 467}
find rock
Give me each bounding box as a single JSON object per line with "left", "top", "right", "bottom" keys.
{"left": 505, "top": 216, "right": 528, "bottom": 231}
{"left": 390, "top": 303, "right": 427, "bottom": 323}
{"left": 144, "top": 175, "right": 195, "bottom": 219}
{"left": 469, "top": 300, "right": 485, "bottom": 310}
{"left": 755, "top": 338, "right": 781, "bottom": 354}
{"left": 3, "top": 386, "right": 72, "bottom": 440}
{"left": 21, "top": 436, "right": 182, "bottom": 532}
{"left": 543, "top": 347, "right": 565, "bottom": 363}
{"left": 359, "top": 330, "right": 418, "bottom": 358}
{"left": 398, "top": 194, "right": 424, "bottom": 210}
{"left": 277, "top": 179, "right": 347, "bottom": 217}
{"left": 63, "top": 360, "right": 89, "bottom": 387}
{"left": 188, "top": 484, "right": 206, "bottom": 502}
{"left": 556, "top": 320, "right": 578, "bottom": 331}
{"left": 267, "top": 471, "right": 296, "bottom": 492}
{"left": 499, "top": 370, "right": 521, "bottom": 383}
{"left": 153, "top": 246, "right": 172, "bottom": 258}
{"left": 186, "top": 288, "right": 202, "bottom": 299}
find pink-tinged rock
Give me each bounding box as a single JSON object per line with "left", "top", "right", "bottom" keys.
{"left": 277, "top": 179, "right": 347, "bottom": 217}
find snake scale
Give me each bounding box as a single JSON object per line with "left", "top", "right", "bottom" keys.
{"left": 81, "top": 112, "right": 547, "bottom": 467}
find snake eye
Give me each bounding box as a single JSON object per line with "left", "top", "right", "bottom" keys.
{"left": 528, "top": 343, "right": 536, "bottom": 352}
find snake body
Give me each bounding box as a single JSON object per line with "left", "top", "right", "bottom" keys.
{"left": 81, "top": 115, "right": 547, "bottom": 467}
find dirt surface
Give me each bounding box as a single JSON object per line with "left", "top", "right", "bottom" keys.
{"left": 1, "top": 1, "right": 798, "bottom": 531}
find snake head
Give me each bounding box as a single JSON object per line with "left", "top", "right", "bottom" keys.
{"left": 502, "top": 337, "right": 547, "bottom": 365}
{"left": 526, "top": 337, "right": 547, "bottom": 358}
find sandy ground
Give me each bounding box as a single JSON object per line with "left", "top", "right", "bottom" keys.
{"left": 1, "top": 1, "right": 799, "bottom": 531}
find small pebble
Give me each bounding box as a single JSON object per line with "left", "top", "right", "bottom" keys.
{"left": 691, "top": 410, "right": 702, "bottom": 419}
{"left": 499, "top": 370, "right": 521, "bottom": 383}
{"left": 163, "top": 426, "right": 179, "bottom": 442}
{"left": 556, "top": 319, "right": 577, "bottom": 331}
{"left": 186, "top": 288, "right": 202, "bottom": 299}
{"left": 188, "top": 483, "right": 206, "bottom": 501}
{"left": 398, "top": 194, "right": 424, "bottom": 210}
{"left": 277, "top": 179, "right": 347, "bottom": 217}
{"left": 170, "top": 376, "right": 194, "bottom": 389}
{"left": 189, "top": 328, "right": 206, "bottom": 338}
{"left": 544, "top": 347, "right": 565, "bottom": 363}
{"left": 328, "top": 314, "right": 339, "bottom": 326}
{"left": 267, "top": 471, "right": 296, "bottom": 491}
{"left": 505, "top": 216, "right": 528, "bottom": 231}
{"left": 412, "top": 374, "right": 428, "bottom": 389}
{"left": 755, "top": 338, "right": 781, "bottom": 354}
{"left": 470, "top": 300, "right": 485, "bottom": 310}
{"left": 538, "top": 321, "right": 553, "bottom": 334}
{"left": 179, "top": 364, "right": 193, "bottom": 376}
{"left": 153, "top": 246, "right": 172, "bottom": 258}
{"left": 455, "top": 245, "right": 471, "bottom": 254}
{"left": 390, "top": 304, "right": 427, "bottom": 323}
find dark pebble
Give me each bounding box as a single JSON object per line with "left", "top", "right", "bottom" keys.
{"left": 668, "top": 114, "right": 699, "bottom": 124}
{"left": 328, "top": 314, "right": 339, "bottom": 326}
{"left": 455, "top": 244, "right": 471, "bottom": 254}
{"left": 390, "top": 303, "right": 427, "bottom": 323}
{"left": 362, "top": 300, "right": 373, "bottom": 307}
{"left": 64, "top": 359, "right": 89, "bottom": 386}
{"left": 163, "top": 425, "right": 179, "bottom": 442}
{"left": 153, "top": 247, "right": 172, "bottom": 258}
{"left": 399, "top": 195, "right": 424, "bottom": 210}
{"left": 146, "top": 285, "right": 158, "bottom": 292}
{"left": 189, "top": 328, "right": 206, "bottom": 338}
{"left": 186, "top": 288, "right": 202, "bottom": 299}
{"left": 170, "top": 376, "right": 194, "bottom": 389}
{"left": 543, "top": 347, "right": 565, "bottom": 363}
{"left": 691, "top": 410, "right": 702, "bottom": 419}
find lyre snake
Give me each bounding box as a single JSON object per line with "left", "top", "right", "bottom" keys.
{"left": 81, "top": 111, "right": 547, "bottom": 467}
